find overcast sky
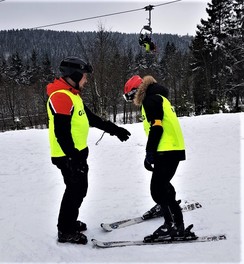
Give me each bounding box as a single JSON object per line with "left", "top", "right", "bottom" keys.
{"left": 0, "top": 0, "right": 210, "bottom": 36}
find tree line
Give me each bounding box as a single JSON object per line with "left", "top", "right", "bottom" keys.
{"left": 0, "top": 0, "right": 243, "bottom": 131}
{"left": 191, "top": 0, "right": 244, "bottom": 115}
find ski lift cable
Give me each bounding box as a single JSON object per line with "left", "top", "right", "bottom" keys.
{"left": 31, "top": 0, "right": 182, "bottom": 30}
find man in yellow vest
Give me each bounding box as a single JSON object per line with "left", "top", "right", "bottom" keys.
{"left": 139, "top": 34, "right": 156, "bottom": 53}
{"left": 47, "top": 57, "right": 131, "bottom": 244}
{"left": 123, "top": 75, "right": 195, "bottom": 242}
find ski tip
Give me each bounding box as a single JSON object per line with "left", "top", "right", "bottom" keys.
{"left": 91, "top": 239, "right": 99, "bottom": 245}
{"left": 91, "top": 239, "right": 110, "bottom": 248}
{"left": 100, "top": 223, "right": 113, "bottom": 232}
{"left": 91, "top": 239, "right": 99, "bottom": 247}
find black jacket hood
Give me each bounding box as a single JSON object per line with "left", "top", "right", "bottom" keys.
{"left": 146, "top": 83, "right": 169, "bottom": 99}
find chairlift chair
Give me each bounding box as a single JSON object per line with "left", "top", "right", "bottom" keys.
{"left": 138, "top": 5, "right": 156, "bottom": 52}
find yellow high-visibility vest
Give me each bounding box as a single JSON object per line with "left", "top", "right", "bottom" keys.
{"left": 141, "top": 96, "right": 185, "bottom": 152}
{"left": 144, "top": 43, "right": 150, "bottom": 52}
{"left": 47, "top": 90, "right": 89, "bottom": 157}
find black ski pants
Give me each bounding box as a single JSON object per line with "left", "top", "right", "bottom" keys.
{"left": 150, "top": 154, "right": 183, "bottom": 227}
{"left": 54, "top": 158, "right": 88, "bottom": 233}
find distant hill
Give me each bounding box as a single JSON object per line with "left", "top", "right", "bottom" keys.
{"left": 0, "top": 29, "right": 193, "bottom": 69}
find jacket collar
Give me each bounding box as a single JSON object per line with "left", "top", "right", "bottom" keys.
{"left": 46, "top": 78, "right": 80, "bottom": 96}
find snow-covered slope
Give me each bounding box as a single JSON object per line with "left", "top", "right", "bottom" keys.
{"left": 0, "top": 113, "right": 242, "bottom": 263}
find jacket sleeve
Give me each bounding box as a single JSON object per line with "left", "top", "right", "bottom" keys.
{"left": 84, "top": 105, "right": 107, "bottom": 129}
{"left": 84, "top": 104, "right": 122, "bottom": 135}
{"left": 143, "top": 95, "right": 164, "bottom": 153}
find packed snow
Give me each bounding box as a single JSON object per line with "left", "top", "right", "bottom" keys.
{"left": 0, "top": 113, "right": 242, "bottom": 263}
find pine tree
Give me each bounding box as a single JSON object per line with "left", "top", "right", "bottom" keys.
{"left": 5, "top": 52, "right": 24, "bottom": 126}
{"left": 226, "top": 0, "right": 244, "bottom": 111}
{"left": 190, "top": 0, "right": 243, "bottom": 113}
{"left": 160, "top": 42, "right": 193, "bottom": 116}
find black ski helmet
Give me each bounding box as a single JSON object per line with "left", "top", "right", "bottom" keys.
{"left": 59, "top": 56, "right": 93, "bottom": 84}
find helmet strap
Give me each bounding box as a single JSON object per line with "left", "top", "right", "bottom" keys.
{"left": 69, "top": 72, "right": 83, "bottom": 85}
{"left": 63, "top": 77, "right": 80, "bottom": 91}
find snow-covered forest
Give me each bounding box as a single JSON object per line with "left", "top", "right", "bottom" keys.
{"left": 0, "top": 0, "right": 243, "bottom": 132}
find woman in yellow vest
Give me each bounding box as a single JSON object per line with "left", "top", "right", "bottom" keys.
{"left": 123, "top": 75, "right": 195, "bottom": 242}
{"left": 47, "top": 57, "right": 131, "bottom": 244}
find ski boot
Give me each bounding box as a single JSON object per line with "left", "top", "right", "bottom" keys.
{"left": 58, "top": 230, "right": 88, "bottom": 244}
{"left": 144, "top": 223, "right": 197, "bottom": 243}
{"left": 142, "top": 204, "right": 163, "bottom": 220}
{"left": 76, "top": 220, "right": 87, "bottom": 232}
{"left": 143, "top": 201, "right": 182, "bottom": 220}
{"left": 144, "top": 223, "right": 184, "bottom": 242}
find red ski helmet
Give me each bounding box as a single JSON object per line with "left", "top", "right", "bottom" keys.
{"left": 123, "top": 75, "right": 143, "bottom": 102}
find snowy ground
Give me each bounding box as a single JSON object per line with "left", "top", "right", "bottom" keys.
{"left": 0, "top": 113, "right": 242, "bottom": 263}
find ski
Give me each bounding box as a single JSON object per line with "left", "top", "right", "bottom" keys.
{"left": 92, "top": 234, "right": 227, "bottom": 248}
{"left": 101, "top": 201, "right": 202, "bottom": 232}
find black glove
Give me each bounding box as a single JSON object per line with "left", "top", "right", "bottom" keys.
{"left": 144, "top": 152, "right": 155, "bottom": 171}
{"left": 103, "top": 121, "right": 131, "bottom": 142}
{"left": 115, "top": 127, "right": 131, "bottom": 142}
